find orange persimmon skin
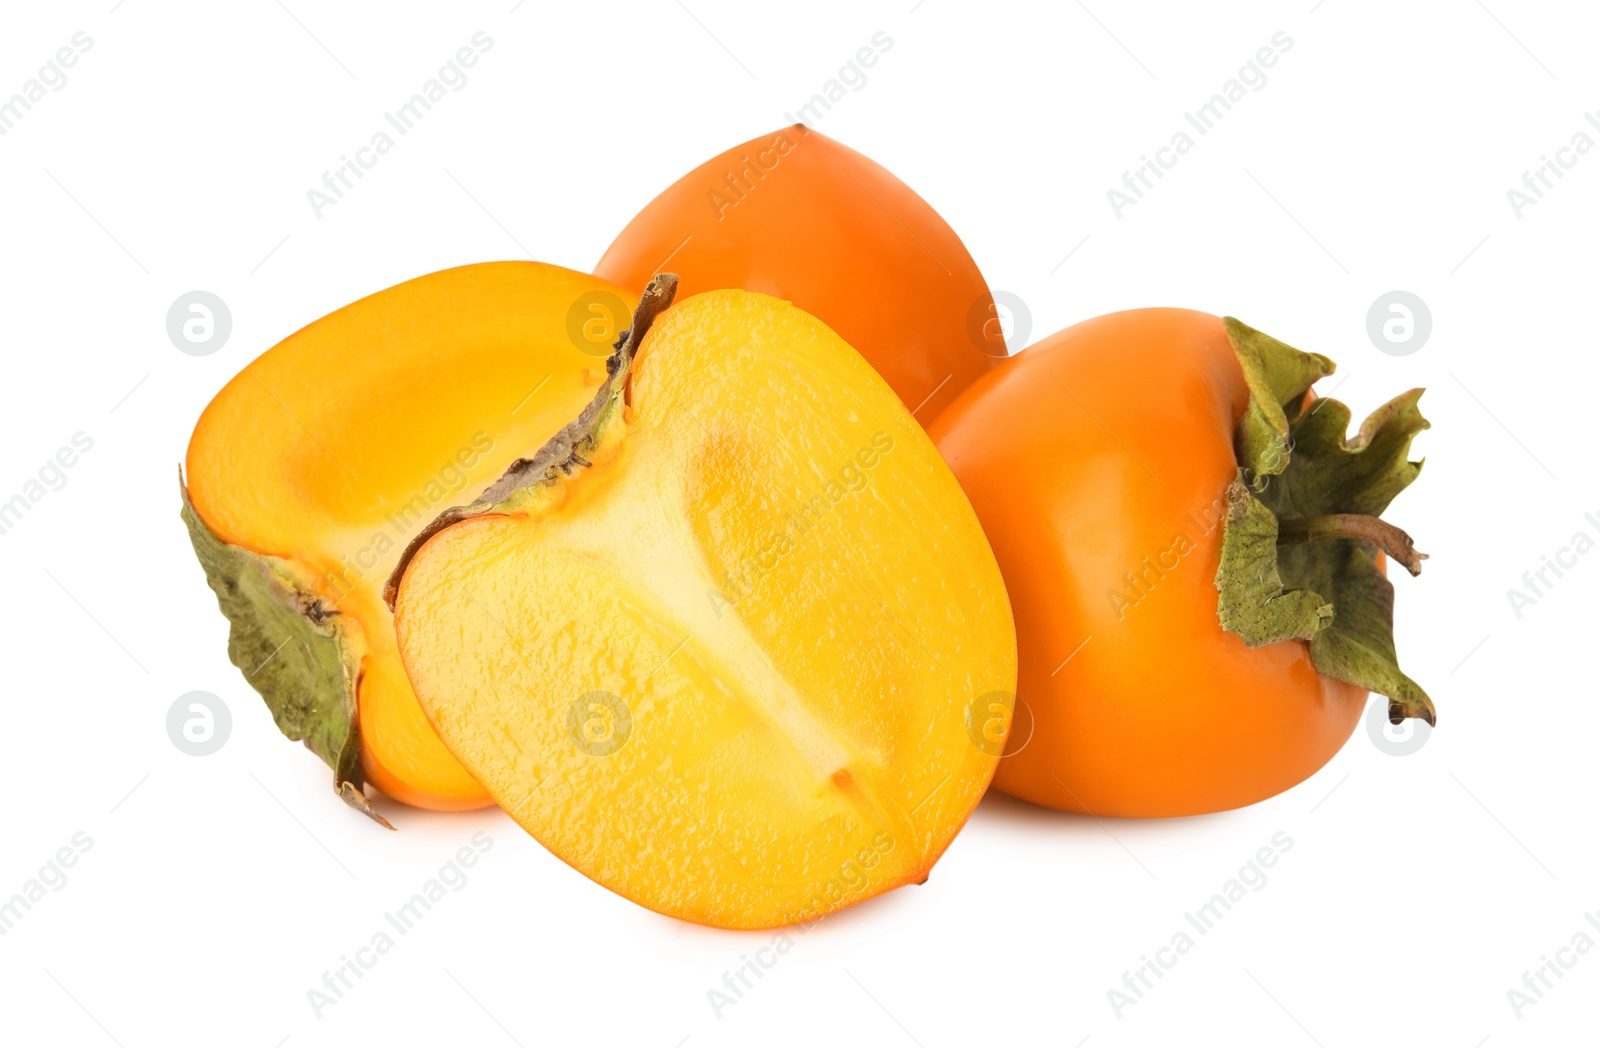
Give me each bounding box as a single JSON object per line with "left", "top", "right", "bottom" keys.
{"left": 928, "top": 309, "right": 1369, "bottom": 818}
{"left": 595, "top": 125, "right": 1001, "bottom": 422}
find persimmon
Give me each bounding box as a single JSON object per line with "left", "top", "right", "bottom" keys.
{"left": 388, "top": 278, "right": 1016, "bottom": 928}
{"left": 929, "top": 309, "right": 1435, "bottom": 818}
{"left": 595, "top": 126, "right": 1003, "bottom": 422}
{"left": 183, "top": 262, "right": 637, "bottom": 819}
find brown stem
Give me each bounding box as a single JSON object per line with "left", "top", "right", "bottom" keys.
{"left": 1276, "top": 513, "right": 1427, "bottom": 577}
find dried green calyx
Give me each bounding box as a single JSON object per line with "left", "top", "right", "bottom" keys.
{"left": 1215, "top": 318, "right": 1436, "bottom": 727}
{"left": 181, "top": 478, "right": 393, "bottom": 827}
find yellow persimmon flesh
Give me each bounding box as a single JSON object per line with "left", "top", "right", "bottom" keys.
{"left": 393, "top": 284, "right": 1016, "bottom": 927}
{"left": 185, "top": 261, "right": 636, "bottom": 811}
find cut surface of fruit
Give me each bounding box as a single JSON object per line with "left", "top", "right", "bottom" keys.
{"left": 595, "top": 126, "right": 1003, "bottom": 423}
{"left": 393, "top": 280, "right": 1016, "bottom": 928}
{"left": 184, "top": 261, "right": 636, "bottom": 814}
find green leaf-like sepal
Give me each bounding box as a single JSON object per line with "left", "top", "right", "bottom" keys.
{"left": 180, "top": 477, "right": 393, "bottom": 826}
{"left": 1224, "top": 317, "right": 1334, "bottom": 489}
{"left": 1215, "top": 478, "right": 1334, "bottom": 645}
{"left": 1215, "top": 320, "right": 1436, "bottom": 726}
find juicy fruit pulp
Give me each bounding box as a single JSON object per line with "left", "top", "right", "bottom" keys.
{"left": 393, "top": 281, "right": 1016, "bottom": 928}
{"left": 930, "top": 309, "right": 1431, "bottom": 818}
{"left": 184, "top": 262, "right": 636, "bottom": 814}
{"left": 596, "top": 126, "right": 1003, "bottom": 423}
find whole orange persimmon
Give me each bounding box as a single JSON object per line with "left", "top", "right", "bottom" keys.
{"left": 929, "top": 308, "right": 1436, "bottom": 818}
{"left": 596, "top": 125, "right": 1003, "bottom": 422}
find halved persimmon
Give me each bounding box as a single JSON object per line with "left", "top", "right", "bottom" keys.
{"left": 183, "top": 262, "right": 636, "bottom": 817}
{"left": 390, "top": 278, "right": 1016, "bottom": 927}
{"left": 596, "top": 126, "right": 1004, "bottom": 422}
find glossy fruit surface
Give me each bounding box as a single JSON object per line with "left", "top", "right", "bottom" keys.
{"left": 930, "top": 308, "right": 1431, "bottom": 818}
{"left": 595, "top": 126, "right": 1003, "bottom": 422}
{"left": 393, "top": 281, "right": 1016, "bottom": 927}
{"left": 185, "top": 262, "right": 635, "bottom": 814}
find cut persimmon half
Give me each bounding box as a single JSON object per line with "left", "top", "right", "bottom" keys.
{"left": 389, "top": 277, "right": 1016, "bottom": 928}
{"left": 183, "top": 262, "right": 636, "bottom": 818}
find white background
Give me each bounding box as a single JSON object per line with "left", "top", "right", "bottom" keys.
{"left": 0, "top": 1, "right": 1593, "bottom": 1045}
